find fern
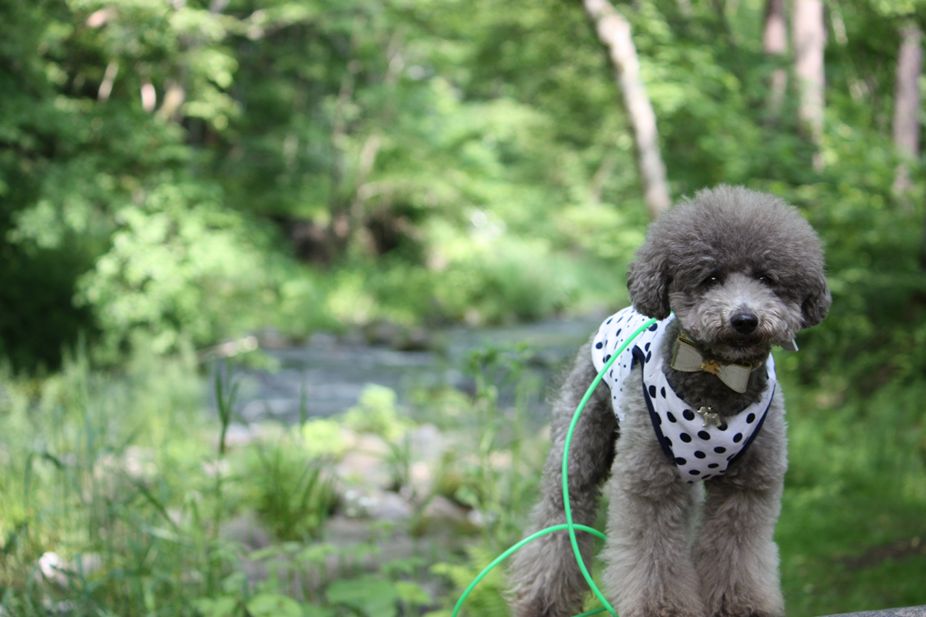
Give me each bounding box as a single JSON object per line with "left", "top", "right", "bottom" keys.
{"left": 431, "top": 545, "right": 511, "bottom": 617}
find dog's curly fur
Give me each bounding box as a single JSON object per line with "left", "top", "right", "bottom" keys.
{"left": 508, "top": 186, "right": 831, "bottom": 617}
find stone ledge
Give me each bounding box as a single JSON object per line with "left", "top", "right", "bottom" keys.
{"left": 822, "top": 607, "right": 926, "bottom": 617}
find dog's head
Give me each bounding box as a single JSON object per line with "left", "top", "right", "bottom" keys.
{"left": 627, "top": 185, "right": 830, "bottom": 363}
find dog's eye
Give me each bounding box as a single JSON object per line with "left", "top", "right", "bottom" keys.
{"left": 755, "top": 271, "right": 775, "bottom": 285}
{"left": 701, "top": 272, "right": 722, "bottom": 287}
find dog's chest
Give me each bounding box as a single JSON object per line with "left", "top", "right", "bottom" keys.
{"left": 591, "top": 307, "right": 776, "bottom": 482}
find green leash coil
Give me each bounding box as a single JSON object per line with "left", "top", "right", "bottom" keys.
{"left": 452, "top": 317, "right": 658, "bottom": 617}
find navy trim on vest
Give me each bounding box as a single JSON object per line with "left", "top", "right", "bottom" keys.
{"left": 726, "top": 383, "right": 776, "bottom": 467}
{"left": 632, "top": 346, "right": 675, "bottom": 464}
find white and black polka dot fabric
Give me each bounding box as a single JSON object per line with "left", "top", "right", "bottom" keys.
{"left": 590, "top": 307, "right": 777, "bottom": 481}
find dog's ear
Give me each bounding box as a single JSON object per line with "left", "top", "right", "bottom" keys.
{"left": 627, "top": 248, "right": 671, "bottom": 319}
{"left": 801, "top": 271, "right": 831, "bottom": 328}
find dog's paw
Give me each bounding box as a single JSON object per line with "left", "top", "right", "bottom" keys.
{"left": 620, "top": 603, "right": 705, "bottom": 617}
{"left": 710, "top": 600, "right": 784, "bottom": 617}
{"left": 509, "top": 597, "right": 573, "bottom": 617}
{"left": 624, "top": 611, "right": 704, "bottom": 617}
{"left": 508, "top": 587, "right": 586, "bottom": 617}
{"left": 704, "top": 579, "right": 784, "bottom": 617}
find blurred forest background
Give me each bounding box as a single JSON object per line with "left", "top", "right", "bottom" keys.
{"left": 1, "top": 0, "right": 925, "bottom": 615}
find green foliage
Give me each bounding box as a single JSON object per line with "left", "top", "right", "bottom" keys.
{"left": 344, "top": 384, "right": 409, "bottom": 441}
{"left": 7, "top": 0, "right": 923, "bottom": 384}
{"left": 428, "top": 345, "right": 545, "bottom": 547}
{"left": 0, "top": 0, "right": 643, "bottom": 369}
{"left": 2, "top": 0, "right": 926, "bottom": 613}
{"left": 326, "top": 576, "right": 400, "bottom": 617}
{"left": 300, "top": 418, "right": 349, "bottom": 459}
{"left": 1, "top": 338, "right": 925, "bottom": 616}
{"left": 430, "top": 546, "right": 510, "bottom": 617}
{"left": 237, "top": 441, "right": 338, "bottom": 541}
{"left": 246, "top": 592, "right": 304, "bottom": 617}
{"left": 4, "top": 0, "right": 926, "bottom": 383}
{"left": 0, "top": 348, "right": 232, "bottom": 615}
{"left": 76, "top": 177, "right": 286, "bottom": 357}
{"left": 776, "top": 374, "right": 926, "bottom": 615}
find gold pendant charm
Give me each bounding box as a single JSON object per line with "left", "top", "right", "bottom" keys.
{"left": 696, "top": 406, "right": 721, "bottom": 427}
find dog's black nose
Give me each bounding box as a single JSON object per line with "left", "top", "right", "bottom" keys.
{"left": 731, "top": 311, "right": 759, "bottom": 334}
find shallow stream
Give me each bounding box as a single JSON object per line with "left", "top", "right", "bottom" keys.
{"left": 225, "top": 315, "right": 605, "bottom": 425}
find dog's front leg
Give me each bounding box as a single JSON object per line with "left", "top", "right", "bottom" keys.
{"left": 693, "top": 404, "right": 787, "bottom": 617}
{"left": 508, "top": 346, "right": 618, "bottom": 617}
{"left": 601, "top": 387, "right": 707, "bottom": 617}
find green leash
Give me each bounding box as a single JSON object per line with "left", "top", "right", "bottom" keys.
{"left": 451, "top": 317, "right": 658, "bottom": 617}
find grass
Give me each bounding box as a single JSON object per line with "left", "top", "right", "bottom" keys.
{"left": 777, "top": 371, "right": 926, "bottom": 616}
{"left": 0, "top": 348, "right": 240, "bottom": 615}
{"left": 0, "top": 344, "right": 924, "bottom": 616}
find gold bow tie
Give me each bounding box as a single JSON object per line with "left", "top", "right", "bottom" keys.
{"left": 670, "top": 336, "right": 756, "bottom": 393}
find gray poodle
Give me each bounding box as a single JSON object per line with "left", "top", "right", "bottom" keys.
{"left": 508, "top": 186, "right": 830, "bottom": 617}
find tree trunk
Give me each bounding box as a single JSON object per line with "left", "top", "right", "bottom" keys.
{"left": 793, "top": 0, "right": 825, "bottom": 169}
{"left": 763, "top": 0, "right": 788, "bottom": 117}
{"left": 892, "top": 23, "right": 922, "bottom": 197}
{"left": 583, "top": 0, "right": 671, "bottom": 219}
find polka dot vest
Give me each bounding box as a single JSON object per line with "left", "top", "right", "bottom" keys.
{"left": 591, "top": 307, "right": 777, "bottom": 482}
